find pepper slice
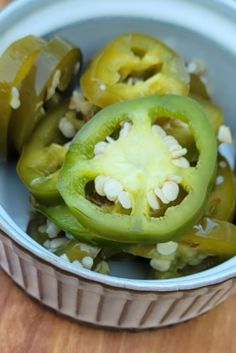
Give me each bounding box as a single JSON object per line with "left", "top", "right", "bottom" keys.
{"left": 9, "top": 36, "right": 82, "bottom": 153}
{"left": 36, "top": 152, "right": 234, "bottom": 247}
{"left": 17, "top": 102, "right": 84, "bottom": 204}
{"left": 205, "top": 156, "right": 236, "bottom": 221}
{"left": 179, "top": 218, "right": 236, "bottom": 257}
{"left": 58, "top": 95, "right": 217, "bottom": 243}
{"left": 0, "top": 35, "right": 45, "bottom": 160}
{"left": 36, "top": 203, "right": 130, "bottom": 247}
{"left": 81, "top": 33, "right": 190, "bottom": 107}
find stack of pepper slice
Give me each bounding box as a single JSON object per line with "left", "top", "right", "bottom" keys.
{"left": 1, "top": 32, "right": 235, "bottom": 278}
{"left": 0, "top": 35, "right": 82, "bottom": 159}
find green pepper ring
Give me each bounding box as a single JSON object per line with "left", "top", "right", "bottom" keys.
{"left": 58, "top": 95, "right": 217, "bottom": 243}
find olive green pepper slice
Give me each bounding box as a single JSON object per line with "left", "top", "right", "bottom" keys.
{"left": 17, "top": 101, "right": 86, "bottom": 204}
{"left": 26, "top": 211, "right": 49, "bottom": 245}
{"left": 58, "top": 95, "right": 217, "bottom": 243}
{"left": 81, "top": 32, "right": 190, "bottom": 107}
{"left": 149, "top": 256, "right": 221, "bottom": 279}
{"left": 189, "top": 73, "right": 210, "bottom": 100}
{"left": 9, "top": 36, "right": 82, "bottom": 153}
{"left": 205, "top": 156, "right": 236, "bottom": 221}
{"left": 55, "top": 239, "right": 100, "bottom": 263}
{"left": 0, "top": 35, "right": 46, "bottom": 160}
{"left": 36, "top": 202, "right": 129, "bottom": 248}
{"left": 179, "top": 218, "right": 236, "bottom": 257}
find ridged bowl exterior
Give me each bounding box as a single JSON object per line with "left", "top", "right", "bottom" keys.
{"left": 1, "top": 229, "right": 236, "bottom": 330}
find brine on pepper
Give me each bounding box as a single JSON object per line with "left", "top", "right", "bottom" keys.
{"left": 58, "top": 95, "right": 217, "bottom": 243}
{"left": 81, "top": 33, "right": 190, "bottom": 107}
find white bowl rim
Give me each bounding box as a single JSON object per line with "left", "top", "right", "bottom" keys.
{"left": 1, "top": 0, "right": 236, "bottom": 292}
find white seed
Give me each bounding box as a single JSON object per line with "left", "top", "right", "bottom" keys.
{"left": 172, "top": 157, "right": 190, "bottom": 168}
{"left": 65, "top": 233, "right": 74, "bottom": 240}
{"left": 147, "top": 190, "right": 160, "bottom": 210}
{"left": 69, "top": 90, "right": 94, "bottom": 115}
{"left": 38, "top": 225, "right": 47, "bottom": 233}
{"left": 126, "top": 77, "right": 142, "bottom": 85}
{"left": 127, "top": 77, "right": 135, "bottom": 86}
{"left": 151, "top": 125, "right": 166, "bottom": 138}
{"left": 187, "top": 59, "right": 205, "bottom": 75}
{"left": 103, "top": 178, "right": 123, "bottom": 201}
{"left": 168, "top": 175, "right": 183, "bottom": 183}
{"left": 59, "top": 117, "right": 76, "bottom": 138}
{"left": 189, "top": 254, "right": 207, "bottom": 266}
{"left": 217, "top": 125, "right": 232, "bottom": 144}
{"left": 118, "top": 191, "right": 132, "bottom": 209}
{"left": 40, "top": 107, "right": 46, "bottom": 115}
{"left": 94, "top": 175, "right": 110, "bottom": 196}
{"left": 167, "top": 144, "right": 182, "bottom": 152}
{"left": 200, "top": 75, "right": 208, "bottom": 86}
{"left": 47, "top": 69, "right": 61, "bottom": 100}
{"left": 60, "top": 253, "right": 70, "bottom": 262}
{"left": 106, "top": 136, "right": 115, "bottom": 144}
{"left": 219, "top": 160, "right": 227, "bottom": 169}
{"left": 154, "top": 187, "right": 170, "bottom": 204}
{"left": 162, "top": 181, "right": 179, "bottom": 202}
{"left": 10, "top": 87, "right": 21, "bottom": 109}
{"left": 81, "top": 256, "right": 94, "bottom": 270}
{"left": 72, "top": 260, "right": 83, "bottom": 269}
{"left": 99, "top": 83, "right": 107, "bottom": 91}
{"left": 171, "top": 148, "right": 187, "bottom": 159}
{"left": 30, "top": 177, "right": 42, "bottom": 186}
{"left": 80, "top": 243, "right": 100, "bottom": 257}
{"left": 215, "top": 175, "right": 224, "bottom": 185}
{"left": 119, "top": 122, "right": 132, "bottom": 138}
{"left": 163, "top": 135, "right": 179, "bottom": 147}
{"left": 94, "top": 141, "right": 109, "bottom": 155}
{"left": 46, "top": 220, "right": 60, "bottom": 239}
{"left": 175, "top": 120, "right": 189, "bottom": 129}
{"left": 74, "top": 61, "right": 81, "bottom": 75}
{"left": 156, "top": 241, "right": 178, "bottom": 255}
{"left": 150, "top": 259, "right": 171, "bottom": 272}
{"left": 43, "top": 240, "right": 51, "bottom": 249}
{"left": 50, "top": 238, "right": 67, "bottom": 249}
{"left": 64, "top": 141, "right": 72, "bottom": 149}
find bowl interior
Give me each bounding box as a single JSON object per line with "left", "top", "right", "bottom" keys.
{"left": 1, "top": 6, "right": 236, "bottom": 287}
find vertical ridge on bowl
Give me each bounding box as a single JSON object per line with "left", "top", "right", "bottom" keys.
{"left": 1, "top": 229, "right": 236, "bottom": 330}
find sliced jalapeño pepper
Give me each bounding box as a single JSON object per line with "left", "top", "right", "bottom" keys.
{"left": 205, "top": 156, "right": 236, "bottom": 221}
{"left": 9, "top": 36, "right": 82, "bottom": 153}
{"left": 81, "top": 33, "right": 190, "bottom": 107}
{"left": 17, "top": 102, "right": 84, "bottom": 204}
{"left": 35, "top": 155, "right": 235, "bottom": 249}
{"left": 36, "top": 202, "right": 129, "bottom": 247}
{"left": 58, "top": 95, "right": 217, "bottom": 243}
{"left": 0, "top": 35, "right": 45, "bottom": 160}
{"left": 189, "top": 73, "right": 210, "bottom": 100}
{"left": 179, "top": 218, "right": 236, "bottom": 258}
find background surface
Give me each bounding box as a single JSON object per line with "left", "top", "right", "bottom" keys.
{"left": 0, "top": 0, "right": 236, "bottom": 352}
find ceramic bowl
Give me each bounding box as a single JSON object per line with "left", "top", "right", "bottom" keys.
{"left": 1, "top": 0, "right": 236, "bottom": 330}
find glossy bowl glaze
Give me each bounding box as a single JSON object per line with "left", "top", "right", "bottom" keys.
{"left": 0, "top": 0, "right": 236, "bottom": 330}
